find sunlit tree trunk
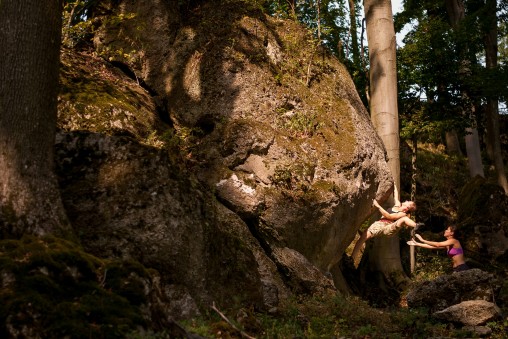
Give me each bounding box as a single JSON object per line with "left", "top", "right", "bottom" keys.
{"left": 364, "top": 0, "right": 406, "bottom": 285}
{"left": 483, "top": 0, "right": 508, "bottom": 194}
{"left": 0, "top": 0, "right": 72, "bottom": 238}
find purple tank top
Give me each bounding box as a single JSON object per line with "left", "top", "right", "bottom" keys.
{"left": 447, "top": 247, "right": 463, "bottom": 258}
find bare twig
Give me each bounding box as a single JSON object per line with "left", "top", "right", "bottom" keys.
{"left": 211, "top": 302, "right": 256, "bottom": 339}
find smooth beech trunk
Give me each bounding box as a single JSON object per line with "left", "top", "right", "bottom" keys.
{"left": 364, "top": 0, "right": 406, "bottom": 282}
{"left": 0, "top": 1, "right": 72, "bottom": 238}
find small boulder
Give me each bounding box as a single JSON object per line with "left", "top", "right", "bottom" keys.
{"left": 406, "top": 269, "right": 500, "bottom": 312}
{"left": 432, "top": 300, "right": 502, "bottom": 326}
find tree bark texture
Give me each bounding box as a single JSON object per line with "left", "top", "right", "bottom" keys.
{"left": 365, "top": 0, "right": 399, "bottom": 180}
{"left": 0, "top": 1, "right": 72, "bottom": 237}
{"left": 364, "top": 0, "right": 405, "bottom": 280}
{"left": 445, "top": 0, "right": 464, "bottom": 24}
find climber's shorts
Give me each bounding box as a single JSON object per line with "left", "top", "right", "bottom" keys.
{"left": 367, "top": 220, "right": 398, "bottom": 237}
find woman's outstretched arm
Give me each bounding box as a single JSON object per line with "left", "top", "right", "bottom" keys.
{"left": 415, "top": 234, "right": 454, "bottom": 247}
{"left": 407, "top": 240, "right": 445, "bottom": 249}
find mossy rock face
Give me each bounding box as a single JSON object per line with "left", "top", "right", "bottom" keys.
{"left": 0, "top": 235, "right": 160, "bottom": 338}
{"left": 59, "top": 0, "right": 394, "bottom": 314}
{"left": 458, "top": 176, "right": 508, "bottom": 261}
{"left": 58, "top": 48, "right": 169, "bottom": 141}
{"left": 55, "top": 131, "right": 290, "bottom": 315}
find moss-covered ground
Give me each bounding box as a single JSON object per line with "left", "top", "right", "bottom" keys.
{"left": 0, "top": 235, "right": 153, "bottom": 338}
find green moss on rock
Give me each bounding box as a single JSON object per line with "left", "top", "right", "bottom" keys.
{"left": 58, "top": 48, "right": 167, "bottom": 142}
{"left": 0, "top": 235, "right": 153, "bottom": 338}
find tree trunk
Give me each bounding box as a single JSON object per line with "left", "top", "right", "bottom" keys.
{"left": 445, "top": 0, "right": 485, "bottom": 180}
{"left": 465, "top": 127, "right": 485, "bottom": 178}
{"left": 483, "top": 0, "right": 508, "bottom": 194}
{"left": 0, "top": 1, "right": 72, "bottom": 238}
{"left": 410, "top": 138, "right": 417, "bottom": 273}
{"left": 445, "top": 130, "right": 463, "bottom": 156}
{"left": 364, "top": 0, "right": 406, "bottom": 284}
{"left": 445, "top": 0, "right": 464, "bottom": 24}
{"left": 316, "top": 0, "right": 322, "bottom": 41}
{"left": 348, "top": 0, "right": 360, "bottom": 67}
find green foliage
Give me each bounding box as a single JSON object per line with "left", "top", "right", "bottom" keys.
{"left": 278, "top": 110, "right": 322, "bottom": 137}
{"left": 270, "top": 165, "right": 294, "bottom": 189}
{"left": 411, "top": 246, "right": 449, "bottom": 279}
{"left": 263, "top": 0, "right": 368, "bottom": 103}
{"left": 486, "top": 319, "right": 508, "bottom": 338}
{"left": 62, "top": 0, "right": 98, "bottom": 48}
{"left": 62, "top": 0, "right": 140, "bottom": 65}
{"left": 62, "top": 18, "right": 95, "bottom": 49}
{"left": 0, "top": 235, "right": 151, "bottom": 338}
{"left": 396, "top": 11, "right": 466, "bottom": 144}
{"left": 397, "top": 0, "right": 508, "bottom": 146}
{"left": 263, "top": 0, "right": 297, "bottom": 19}
{"left": 400, "top": 142, "right": 469, "bottom": 222}
{"left": 265, "top": 0, "right": 353, "bottom": 61}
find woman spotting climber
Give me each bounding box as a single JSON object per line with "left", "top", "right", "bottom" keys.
{"left": 351, "top": 185, "right": 418, "bottom": 266}
{"left": 407, "top": 225, "right": 470, "bottom": 273}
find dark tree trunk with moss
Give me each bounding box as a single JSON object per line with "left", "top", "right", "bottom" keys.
{"left": 0, "top": 1, "right": 72, "bottom": 238}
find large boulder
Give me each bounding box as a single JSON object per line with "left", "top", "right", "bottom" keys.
{"left": 57, "top": 0, "right": 393, "bottom": 316}
{"left": 89, "top": 0, "right": 392, "bottom": 273}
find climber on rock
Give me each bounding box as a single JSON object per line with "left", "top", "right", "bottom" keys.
{"left": 351, "top": 184, "right": 420, "bottom": 266}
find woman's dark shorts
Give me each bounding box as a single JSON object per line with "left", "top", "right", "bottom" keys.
{"left": 453, "top": 263, "right": 470, "bottom": 273}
